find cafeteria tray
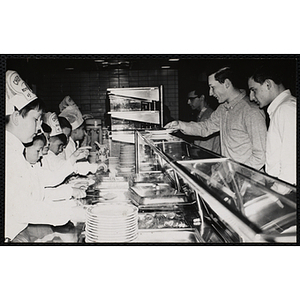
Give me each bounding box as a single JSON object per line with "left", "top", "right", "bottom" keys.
{"left": 135, "top": 228, "right": 202, "bottom": 243}
{"left": 129, "top": 182, "right": 186, "bottom": 205}
{"left": 138, "top": 211, "right": 189, "bottom": 229}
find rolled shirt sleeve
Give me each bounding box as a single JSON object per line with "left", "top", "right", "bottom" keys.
{"left": 180, "top": 108, "right": 221, "bottom": 137}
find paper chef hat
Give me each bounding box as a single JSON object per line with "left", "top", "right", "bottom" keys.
{"left": 43, "top": 112, "right": 64, "bottom": 137}
{"left": 59, "top": 95, "right": 79, "bottom": 113}
{"left": 6, "top": 70, "right": 38, "bottom": 115}
{"left": 59, "top": 105, "right": 84, "bottom": 130}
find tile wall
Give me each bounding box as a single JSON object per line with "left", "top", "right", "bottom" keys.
{"left": 39, "top": 68, "right": 178, "bottom": 123}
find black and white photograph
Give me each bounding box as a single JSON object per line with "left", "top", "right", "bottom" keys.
{"left": 2, "top": 55, "right": 298, "bottom": 244}
{"left": 1, "top": 3, "right": 299, "bottom": 299}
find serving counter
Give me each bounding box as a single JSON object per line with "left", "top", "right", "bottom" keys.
{"left": 42, "top": 129, "right": 297, "bottom": 244}
{"left": 132, "top": 130, "right": 297, "bottom": 243}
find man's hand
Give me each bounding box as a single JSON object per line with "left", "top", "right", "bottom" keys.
{"left": 164, "top": 120, "right": 182, "bottom": 130}
{"left": 71, "top": 187, "right": 87, "bottom": 199}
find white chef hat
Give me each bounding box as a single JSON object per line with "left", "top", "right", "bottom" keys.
{"left": 43, "top": 112, "right": 64, "bottom": 137}
{"left": 6, "top": 70, "right": 38, "bottom": 115}
{"left": 59, "top": 106, "right": 84, "bottom": 130}
{"left": 59, "top": 95, "right": 79, "bottom": 113}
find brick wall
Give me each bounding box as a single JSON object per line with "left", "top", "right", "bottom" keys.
{"left": 38, "top": 68, "right": 178, "bottom": 123}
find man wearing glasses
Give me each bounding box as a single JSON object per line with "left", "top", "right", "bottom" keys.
{"left": 186, "top": 87, "right": 220, "bottom": 154}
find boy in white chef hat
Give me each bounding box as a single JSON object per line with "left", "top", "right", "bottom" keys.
{"left": 59, "top": 98, "right": 89, "bottom": 160}
{"left": 24, "top": 115, "right": 95, "bottom": 207}
{"left": 59, "top": 95, "right": 79, "bottom": 112}
{"left": 41, "top": 111, "right": 98, "bottom": 177}
{"left": 24, "top": 133, "right": 87, "bottom": 205}
{"left": 5, "top": 70, "right": 87, "bottom": 242}
{"left": 41, "top": 112, "right": 69, "bottom": 170}
{"left": 5, "top": 70, "right": 45, "bottom": 143}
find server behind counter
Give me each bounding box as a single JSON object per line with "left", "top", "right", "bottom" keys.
{"left": 5, "top": 70, "right": 87, "bottom": 242}
{"left": 59, "top": 104, "right": 87, "bottom": 160}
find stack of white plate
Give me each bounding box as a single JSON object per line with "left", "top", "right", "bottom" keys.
{"left": 119, "top": 143, "right": 135, "bottom": 174}
{"left": 85, "top": 203, "right": 138, "bottom": 243}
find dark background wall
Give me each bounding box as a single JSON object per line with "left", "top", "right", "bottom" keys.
{"left": 6, "top": 56, "right": 297, "bottom": 125}
{"left": 30, "top": 68, "right": 178, "bottom": 120}
{"left": 6, "top": 58, "right": 179, "bottom": 124}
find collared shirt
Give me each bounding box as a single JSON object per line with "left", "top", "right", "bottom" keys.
{"left": 180, "top": 91, "right": 267, "bottom": 170}
{"left": 197, "top": 107, "right": 208, "bottom": 121}
{"left": 266, "top": 90, "right": 296, "bottom": 185}
{"left": 193, "top": 106, "right": 221, "bottom": 154}
{"left": 5, "top": 130, "right": 73, "bottom": 240}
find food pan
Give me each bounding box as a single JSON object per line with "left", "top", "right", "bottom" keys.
{"left": 138, "top": 211, "right": 189, "bottom": 229}
{"left": 129, "top": 182, "right": 186, "bottom": 205}
{"left": 135, "top": 228, "right": 202, "bottom": 243}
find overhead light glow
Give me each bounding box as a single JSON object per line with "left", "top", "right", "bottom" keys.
{"left": 65, "top": 67, "right": 74, "bottom": 70}
{"left": 161, "top": 66, "right": 170, "bottom": 69}
{"left": 168, "top": 58, "right": 179, "bottom": 61}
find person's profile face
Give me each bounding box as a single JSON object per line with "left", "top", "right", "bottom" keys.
{"left": 49, "top": 138, "right": 65, "bottom": 155}
{"left": 187, "top": 91, "right": 202, "bottom": 110}
{"left": 75, "top": 126, "right": 86, "bottom": 142}
{"left": 62, "top": 127, "right": 72, "bottom": 144}
{"left": 17, "top": 109, "right": 43, "bottom": 144}
{"left": 42, "top": 132, "right": 50, "bottom": 155}
{"left": 208, "top": 74, "right": 227, "bottom": 104}
{"left": 25, "top": 140, "right": 44, "bottom": 164}
{"left": 248, "top": 78, "right": 272, "bottom": 109}
{"left": 187, "top": 96, "right": 202, "bottom": 110}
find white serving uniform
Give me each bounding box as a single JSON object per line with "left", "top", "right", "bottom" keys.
{"left": 42, "top": 149, "right": 75, "bottom": 173}
{"left": 63, "top": 136, "right": 77, "bottom": 160}
{"left": 5, "top": 131, "right": 75, "bottom": 240}
{"left": 30, "top": 163, "right": 74, "bottom": 202}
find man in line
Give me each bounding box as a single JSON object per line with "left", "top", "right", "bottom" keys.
{"left": 186, "top": 86, "right": 220, "bottom": 154}
{"left": 165, "top": 67, "right": 267, "bottom": 170}
{"left": 248, "top": 64, "right": 296, "bottom": 185}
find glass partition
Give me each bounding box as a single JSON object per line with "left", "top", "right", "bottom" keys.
{"left": 134, "top": 130, "right": 297, "bottom": 243}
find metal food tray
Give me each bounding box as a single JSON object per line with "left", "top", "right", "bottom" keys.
{"left": 138, "top": 211, "right": 189, "bottom": 229}
{"left": 129, "top": 182, "right": 186, "bottom": 206}
{"left": 135, "top": 228, "right": 202, "bottom": 243}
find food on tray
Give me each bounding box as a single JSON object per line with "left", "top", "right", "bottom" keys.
{"left": 138, "top": 212, "right": 188, "bottom": 229}
{"left": 131, "top": 183, "right": 177, "bottom": 197}
{"left": 129, "top": 182, "right": 186, "bottom": 205}
{"left": 69, "top": 178, "right": 95, "bottom": 189}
